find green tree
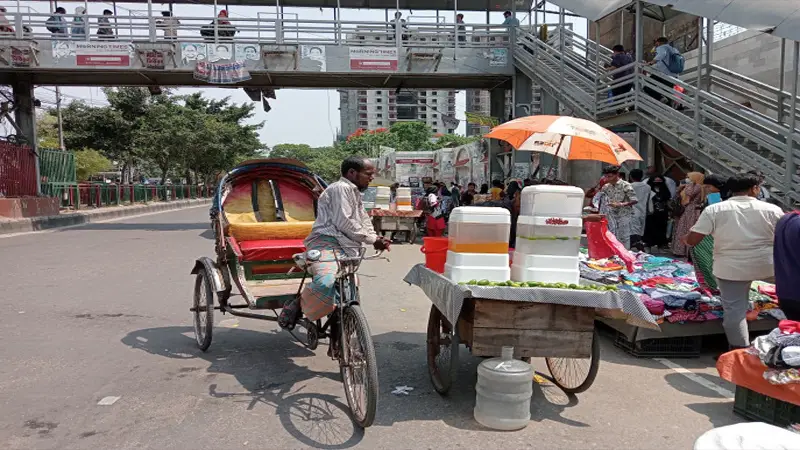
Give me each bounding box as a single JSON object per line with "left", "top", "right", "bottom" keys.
{"left": 389, "top": 121, "right": 433, "bottom": 152}
{"left": 433, "top": 133, "right": 478, "bottom": 149}
{"left": 74, "top": 149, "right": 111, "bottom": 181}
{"left": 36, "top": 114, "right": 60, "bottom": 149}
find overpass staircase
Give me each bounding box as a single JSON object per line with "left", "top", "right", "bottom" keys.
{"left": 513, "top": 27, "right": 800, "bottom": 205}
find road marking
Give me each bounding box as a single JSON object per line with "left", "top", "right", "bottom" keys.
{"left": 654, "top": 358, "right": 734, "bottom": 398}
{"left": 97, "top": 396, "right": 121, "bottom": 406}
{"left": 0, "top": 204, "right": 209, "bottom": 239}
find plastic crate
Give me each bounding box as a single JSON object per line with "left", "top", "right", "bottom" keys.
{"left": 734, "top": 386, "right": 800, "bottom": 427}
{"left": 613, "top": 331, "right": 702, "bottom": 358}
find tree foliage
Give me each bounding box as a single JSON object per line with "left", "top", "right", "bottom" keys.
{"left": 54, "top": 88, "right": 264, "bottom": 184}
{"left": 36, "top": 114, "right": 61, "bottom": 149}
{"left": 74, "top": 149, "right": 112, "bottom": 181}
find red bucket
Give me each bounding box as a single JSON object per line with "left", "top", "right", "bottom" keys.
{"left": 421, "top": 237, "right": 448, "bottom": 274}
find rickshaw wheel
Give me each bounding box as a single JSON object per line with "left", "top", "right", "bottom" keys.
{"left": 426, "top": 304, "right": 459, "bottom": 395}
{"left": 193, "top": 268, "right": 215, "bottom": 351}
{"left": 545, "top": 329, "right": 600, "bottom": 394}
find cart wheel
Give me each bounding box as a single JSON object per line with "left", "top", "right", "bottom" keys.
{"left": 426, "top": 304, "right": 459, "bottom": 395}
{"left": 193, "top": 267, "right": 215, "bottom": 352}
{"left": 545, "top": 329, "right": 600, "bottom": 394}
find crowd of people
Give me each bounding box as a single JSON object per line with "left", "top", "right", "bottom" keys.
{"left": 587, "top": 166, "right": 799, "bottom": 354}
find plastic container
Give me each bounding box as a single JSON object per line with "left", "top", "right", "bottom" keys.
{"left": 448, "top": 206, "right": 510, "bottom": 254}
{"left": 421, "top": 237, "right": 448, "bottom": 273}
{"left": 520, "top": 185, "right": 585, "bottom": 218}
{"left": 444, "top": 251, "right": 510, "bottom": 283}
{"left": 474, "top": 346, "right": 533, "bottom": 431}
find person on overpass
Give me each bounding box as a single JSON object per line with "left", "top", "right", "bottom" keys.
{"left": 456, "top": 13, "right": 466, "bottom": 43}
{"left": 278, "top": 157, "right": 391, "bottom": 344}
{"left": 645, "top": 37, "right": 681, "bottom": 103}
{"left": 606, "top": 45, "right": 634, "bottom": 112}
{"left": 71, "top": 7, "right": 87, "bottom": 39}
{"left": 97, "top": 10, "right": 114, "bottom": 39}
{"left": 46, "top": 7, "right": 68, "bottom": 36}
{"left": 156, "top": 11, "right": 180, "bottom": 40}
{"left": 502, "top": 11, "right": 519, "bottom": 26}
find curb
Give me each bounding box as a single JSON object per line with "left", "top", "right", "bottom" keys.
{"left": 0, "top": 198, "right": 211, "bottom": 236}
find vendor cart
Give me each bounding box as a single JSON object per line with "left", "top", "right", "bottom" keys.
{"left": 405, "top": 264, "right": 659, "bottom": 395}
{"left": 369, "top": 209, "right": 423, "bottom": 243}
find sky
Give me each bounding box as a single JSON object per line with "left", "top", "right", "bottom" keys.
{"left": 9, "top": 1, "right": 586, "bottom": 148}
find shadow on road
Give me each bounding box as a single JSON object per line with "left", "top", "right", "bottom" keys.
{"left": 60, "top": 223, "right": 211, "bottom": 232}
{"left": 121, "top": 326, "right": 363, "bottom": 449}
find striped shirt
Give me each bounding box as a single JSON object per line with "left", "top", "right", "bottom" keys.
{"left": 305, "top": 177, "right": 377, "bottom": 254}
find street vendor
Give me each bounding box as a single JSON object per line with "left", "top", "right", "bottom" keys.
{"left": 279, "top": 157, "right": 391, "bottom": 344}
{"left": 598, "top": 165, "right": 638, "bottom": 249}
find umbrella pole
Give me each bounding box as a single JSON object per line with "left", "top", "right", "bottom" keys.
{"left": 546, "top": 135, "right": 565, "bottom": 179}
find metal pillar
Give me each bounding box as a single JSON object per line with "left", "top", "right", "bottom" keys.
{"left": 12, "top": 80, "right": 39, "bottom": 195}
{"left": 593, "top": 24, "right": 600, "bottom": 118}
{"left": 336, "top": 0, "right": 341, "bottom": 44}
{"left": 619, "top": 9, "right": 624, "bottom": 46}
{"left": 489, "top": 88, "right": 507, "bottom": 180}
{"left": 558, "top": 7, "right": 564, "bottom": 87}
{"left": 634, "top": 0, "right": 643, "bottom": 105}
{"left": 694, "top": 17, "right": 704, "bottom": 144}
{"left": 786, "top": 41, "right": 799, "bottom": 197}
{"left": 779, "top": 39, "right": 787, "bottom": 124}
{"left": 147, "top": 0, "right": 155, "bottom": 42}
{"left": 705, "top": 19, "right": 714, "bottom": 91}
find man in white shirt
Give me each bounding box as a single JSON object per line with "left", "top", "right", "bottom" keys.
{"left": 685, "top": 172, "right": 785, "bottom": 349}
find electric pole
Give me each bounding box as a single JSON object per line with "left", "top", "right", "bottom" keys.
{"left": 55, "top": 86, "right": 64, "bottom": 150}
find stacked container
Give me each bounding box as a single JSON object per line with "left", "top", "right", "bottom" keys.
{"left": 396, "top": 187, "right": 412, "bottom": 211}
{"left": 444, "top": 206, "right": 511, "bottom": 283}
{"left": 375, "top": 186, "right": 391, "bottom": 210}
{"left": 511, "top": 185, "right": 584, "bottom": 285}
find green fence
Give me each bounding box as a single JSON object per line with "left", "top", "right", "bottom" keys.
{"left": 39, "top": 148, "right": 76, "bottom": 184}
{"left": 41, "top": 183, "right": 212, "bottom": 209}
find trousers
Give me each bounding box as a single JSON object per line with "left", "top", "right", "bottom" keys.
{"left": 717, "top": 279, "right": 753, "bottom": 347}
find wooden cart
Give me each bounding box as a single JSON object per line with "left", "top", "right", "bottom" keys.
{"left": 369, "top": 209, "right": 423, "bottom": 243}
{"left": 426, "top": 298, "right": 600, "bottom": 395}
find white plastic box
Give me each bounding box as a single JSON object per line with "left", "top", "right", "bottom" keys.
{"left": 375, "top": 186, "right": 391, "bottom": 209}
{"left": 448, "top": 206, "right": 511, "bottom": 255}
{"left": 444, "top": 251, "right": 510, "bottom": 283}
{"left": 396, "top": 187, "right": 412, "bottom": 211}
{"left": 520, "top": 185, "right": 585, "bottom": 218}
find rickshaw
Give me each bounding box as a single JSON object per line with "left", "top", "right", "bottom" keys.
{"left": 191, "top": 158, "right": 383, "bottom": 428}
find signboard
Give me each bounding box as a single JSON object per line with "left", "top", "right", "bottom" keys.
{"left": 488, "top": 48, "right": 508, "bottom": 67}
{"left": 193, "top": 61, "right": 251, "bottom": 84}
{"left": 349, "top": 47, "right": 398, "bottom": 71}
{"left": 145, "top": 50, "right": 165, "bottom": 69}
{"left": 75, "top": 42, "right": 131, "bottom": 66}
{"left": 11, "top": 48, "right": 32, "bottom": 67}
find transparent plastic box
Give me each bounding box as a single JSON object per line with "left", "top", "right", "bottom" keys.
{"left": 520, "top": 185, "right": 585, "bottom": 218}
{"left": 448, "top": 207, "right": 510, "bottom": 254}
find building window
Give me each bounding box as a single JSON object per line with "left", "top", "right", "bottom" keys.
{"left": 359, "top": 113, "right": 367, "bottom": 119}
{"left": 376, "top": 91, "right": 382, "bottom": 95}
{"left": 376, "top": 98, "right": 382, "bottom": 103}
{"left": 376, "top": 105, "right": 382, "bottom": 110}
{"left": 377, "top": 113, "right": 383, "bottom": 118}
{"left": 432, "top": 91, "right": 437, "bottom": 95}
{"left": 433, "top": 114, "right": 438, "bottom": 118}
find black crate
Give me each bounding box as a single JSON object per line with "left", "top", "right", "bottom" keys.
{"left": 613, "top": 331, "right": 702, "bottom": 358}
{"left": 734, "top": 386, "right": 800, "bottom": 427}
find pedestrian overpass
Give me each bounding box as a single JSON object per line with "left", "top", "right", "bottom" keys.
{"left": 0, "top": 0, "right": 798, "bottom": 204}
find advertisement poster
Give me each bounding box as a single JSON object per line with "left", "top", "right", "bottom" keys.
{"left": 300, "top": 45, "right": 326, "bottom": 72}
{"left": 349, "top": 47, "right": 398, "bottom": 71}
{"left": 74, "top": 42, "right": 131, "bottom": 66}
{"left": 487, "top": 48, "right": 507, "bottom": 67}
{"left": 180, "top": 43, "right": 206, "bottom": 66}
{"left": 207, "top": 43, "right": 232, "bottom": 62}
{"left": 145, "top": 50, "right": 165, "bottom": 69}
{"left": 194, "top": 61, "right": 251, "bottom": 84}
{"left": 235, "top": 44, "right": 260, "bottom": 61}
{"left": 11, "top": 48, "right": 32, "bottom": 67}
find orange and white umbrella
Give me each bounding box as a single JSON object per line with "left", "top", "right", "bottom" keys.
{"left": 484, "top": 115, "right": 642, "bottom": 166}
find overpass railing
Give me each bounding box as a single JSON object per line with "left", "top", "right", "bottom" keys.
{"left": 3, "top": 12, "right": 512, "bottom": 49}
{"left": 514, "top": 26, "right": 800, "bottom": 205}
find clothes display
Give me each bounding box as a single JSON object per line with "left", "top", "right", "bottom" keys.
{"left": 579, "top": 248, "right": 782, "bottom": 325}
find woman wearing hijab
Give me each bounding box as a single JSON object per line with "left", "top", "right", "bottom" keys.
{"left": 424, "top": 186, "right": 446, "bottom": 237}
{"left": 479, "top": 183, "right": 489, "bottom": 195}
{"left": 775, "top": 212, "right": 800, "bottom": 320}
{"left": 643, "top": 175, "right": 671, "bottom": 250}
{"left": 671, "top": 171, "right": 705, "bottom": 256}
{"left": 690, "top": 174, "right": 727, "bottom": 291}
{"left": 71, "top": 7, "right": 87, "bottom": 38}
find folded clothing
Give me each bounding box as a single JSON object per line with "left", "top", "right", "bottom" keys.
{"left": 640, "top": 295, "right": 665, "bottom": 315}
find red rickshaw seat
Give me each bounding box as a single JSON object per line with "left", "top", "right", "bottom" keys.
{"left": 237, "top": 239, "right": 307, "bottom": 262}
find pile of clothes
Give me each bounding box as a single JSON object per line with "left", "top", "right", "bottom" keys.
{"left": 753, "top": 321, "right": 800, "bottom": 385}
{"left": 579, "top": 249, "right": 784, "bottom": 324}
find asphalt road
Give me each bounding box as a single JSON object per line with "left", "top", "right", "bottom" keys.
{"left": 0, "top": 207, "right": 744, "bottom": 449}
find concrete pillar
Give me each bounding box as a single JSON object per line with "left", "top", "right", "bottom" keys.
{"left": 489, "top": 87, "right": 508, "bottom": 181}
{"left": 535, "top": 89, "right": 561, "bottom": 179}
{"left": 12, "top": 79, "right": 40, "bottom": 195}
{"left": 637, "top": 127, "right": 656, "bottom": 170}
{"left": 513, "top": 69, "right": 533, "bottom": 119}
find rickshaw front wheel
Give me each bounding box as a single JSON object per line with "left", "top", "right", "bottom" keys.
{"left": 193, "top": 268, "right": 215, "bottom": 351}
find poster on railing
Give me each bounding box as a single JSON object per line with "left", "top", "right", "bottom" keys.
{"left": 234, "top": 44, "right": 260, "bottom": 61}
{"left": 74, "top": 42, "right": 132, "bottom": 67}
{"left": 349, "top": 47, "right": 398, "bottom": 71}
{"left": 300, "top": 45, "right": 326, "bottom": 72}
{"left": 207, "top": 44, "right": 232, "bottom": 62}
{"left": 180, "top": 43, "right": 207, "bottom": 66}
{"left": 486, "top": 48, "right": 507, "bottom": 67}
{"left": 193, "top": 60, "right": 251, "bottom": 84}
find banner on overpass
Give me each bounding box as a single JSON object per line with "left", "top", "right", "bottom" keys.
{"left": 349, "top": 47, "right": 398, "bottom": 71}
{"left": 465, "top": 112, "right": 499, "bottom": 127}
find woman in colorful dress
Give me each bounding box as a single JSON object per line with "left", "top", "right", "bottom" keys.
{"left": 671, "top": 171, "right": 704, "bottom": 256}
{"left": 690, "top": 175, "right": 727, "bottom": 291}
